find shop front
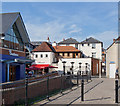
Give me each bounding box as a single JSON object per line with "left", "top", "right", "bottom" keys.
{"left": 1, "top": 53, "right": 33, "bottom": 83}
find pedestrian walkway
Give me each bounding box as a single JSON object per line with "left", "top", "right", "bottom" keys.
{"left": 33, "top": 78, "right": 117, "bottom": 105}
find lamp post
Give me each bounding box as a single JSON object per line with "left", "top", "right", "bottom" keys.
{"left": 85, "top": 63, "right": 88, "bottom": 74}
{"left": 71, "top": 62, "right": 74, "bottom": 75}
{"left": 62, "top": 61, "right": 66, "bottom": 75}
{"left": 79, "top": 62, "right": 82, "bottom": 75}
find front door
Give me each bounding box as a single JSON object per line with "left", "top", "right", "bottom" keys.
{"left": 109, "top": 63, "right": 116, "bottom": 78}
{"left": 9, "top": 65, "right": 16, "bottom": 81}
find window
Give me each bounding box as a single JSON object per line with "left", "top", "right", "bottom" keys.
{"left": 66, "top": 44, "right": 69, "bottom": 46}
{"left": 46, "top": 54, "right": 48, "bottom": 57}
{"left": 92, "top": 43, "right": 96, "bottom": 49}
{"left": 92, "top": 52, "right": 96, "bottom": 58}
{"left": 75, "top": 44, "right": 78, "bottom": 49}
{"left": 82, "top": 44, "right": 84, "bottom": 46}
{"left": 3, "top": 22, "right": 24, "bottom": 51}
{"left": 35, "top": 54, "right": 38, "bottom": 58}
{"left": 67, "top": 53, "right": 70, "bottom": 56}
{"left": 76, "top": 53, "right": 78, "bottom": 56}
{"left": 41, "top": 54, "right": 43, "bottom": 58}
{"left": 63, "top": 53, "right": 64, "bottom": 56}
{"left": 88, "top": 43, "right": 90, "bottom": 46}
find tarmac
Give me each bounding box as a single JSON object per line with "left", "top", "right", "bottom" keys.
{"left": 33, "top": 78, "right": 119, "bottom": 105}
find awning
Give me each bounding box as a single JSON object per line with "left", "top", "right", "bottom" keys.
{"left": 31, "top": 64, "right": 58, "bottom": 69}
{"left": 15, "top": 58, "right": 34, "bottom": 63}
{"left": 0, "top": 58, "right": 34, "bottom": 64}
{"left": 26, "top": 67, "right": 40, "bottom": 71}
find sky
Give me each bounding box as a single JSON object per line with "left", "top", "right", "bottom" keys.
{"left": 2, "top": 2, "right": 118, "bottom": 48}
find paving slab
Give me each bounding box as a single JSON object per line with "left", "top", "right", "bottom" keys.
{"left": 33, "top": 78, "right": 118, "bottom": 105}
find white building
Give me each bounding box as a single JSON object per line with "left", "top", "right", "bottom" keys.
{"left": 79, "top": 37, "right": 103, "bottom": 60}
{"left": 106, "top": 38, "right": 120, "bottom": 78}
{"left": 57, "top": 58, "right": 100, "bottom": 75}
{"left": 31, "top": 42, "right": 56, "bottom": 64}
{"left": 58, "top": 37, "right": 103, "bottom": 60}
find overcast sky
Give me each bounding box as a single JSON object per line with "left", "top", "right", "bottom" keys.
{"left": 2, "top": 2, "right": 118, "bottom": 48}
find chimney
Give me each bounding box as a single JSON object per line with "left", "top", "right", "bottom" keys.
{"left": 52, "top": 41, "right": 57, "bottom": 46}
{"left": 113, "top": 39, "right": 116, "bottom": 42}
{"left": 47, "top": 37, "right": 50, "bottom": 43}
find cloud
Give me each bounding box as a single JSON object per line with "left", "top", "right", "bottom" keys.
{"left": 69, "top": 24, "right": 82, "bottom": 34}
{"left": 25, "top": 20, "right": 70, "bottom": 42}
{"left": 69, "top": 29, "right": 82, "bottom": 34}
{"left": 70, "top": 24, "right": 77, "bottom": 29}
{"left": 88, "top": 31, "right": 118, "bottom": 49}
{"left": 25, "top": 17, "right": 83, "bottom": 42}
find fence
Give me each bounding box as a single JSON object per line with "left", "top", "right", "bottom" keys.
{"left": 1, "top": 74, "right": 72, "bottom": 105}
{"left": 1, "top": 71, "right": 91, "bottom": 105}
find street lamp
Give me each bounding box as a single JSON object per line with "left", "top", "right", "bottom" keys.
{"left": 79, "top": 62, "right": 82, "bottom": 75}
{"left": 85, "top": 63, "right": 88, "bottom": 75}
{"left": 71, "top": 62, "right": 74, "bottom": 75}
{"left": 62, "top": 61, "right": 66, "bottom": 75}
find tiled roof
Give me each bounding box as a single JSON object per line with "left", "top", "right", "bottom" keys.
{"left": 80, "top": 37, "right": 102, "bottom": 44}
{"left": 107, "top": 36, "right": 120, "bottom": 50}
{"left": 53, "top": 46, "right": 81, "bottom": 52}
{"left": 58, "top": 38, "right": 79, "bottom": 44}
{"left": 32, "top": 42, "right": 55, "bottom": 52}
{"left": 0, "top": 12, "right": 20, "bottom": 34}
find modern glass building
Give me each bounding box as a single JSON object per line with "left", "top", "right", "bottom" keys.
{"left": 0, "top": 12, "right": 33, "bottom": 82}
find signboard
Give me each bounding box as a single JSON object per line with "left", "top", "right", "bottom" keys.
{"left": 9, "top": 50, "right": 19, "bottom": 56}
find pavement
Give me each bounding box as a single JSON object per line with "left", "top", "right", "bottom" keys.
{"left": 33, "top": 78, "right": 118, "bottom": 105}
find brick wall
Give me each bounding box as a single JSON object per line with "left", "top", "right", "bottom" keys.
{"left": 0, "top": 48, "right": 25, "bottom": 57}
{"left": 1, "top": 73, "right": 71, "bottom": 105}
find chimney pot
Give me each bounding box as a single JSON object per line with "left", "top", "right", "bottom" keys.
{"left": 113, "top": 39, "right": 116, "bottom": 42}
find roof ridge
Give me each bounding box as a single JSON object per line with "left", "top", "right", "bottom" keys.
{"left": 0, "top": 12, "right": 20, "bottom": 15}
{"left": 32, "top": 42, "right": 55, "bottom": 52}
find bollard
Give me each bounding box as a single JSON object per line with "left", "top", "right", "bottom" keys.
{"left": 25, "top": 77, "right": 28, "bottom": 106}
{"left": 81, "top": 79, "right": 84, "bottom": 101}
{"left": 86, "top": 71, "right": 88, "bottom": 82}
{"left": 47, "top": 77, "right": 49, "bottom": 100}
{"left": 115, "top": 80, "right": 118, "bottom": 103}
{"left": 70, "top": 74, "right": 72, "bottom": 90}
{"left": 61, "top": 74, "right": 63, "bottom": 94}
{"left": 77, "top": 72, "right": 79, "bottom": 86}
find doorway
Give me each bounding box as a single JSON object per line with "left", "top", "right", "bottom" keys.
{"left": 9, "top": 65, "right": 16, "bottom": 81}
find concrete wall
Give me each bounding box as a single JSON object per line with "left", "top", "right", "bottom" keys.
{"left": 32, "top": 52, "right": 55, "bottom": 64}
{"left": 106, "top": 43, "right": 118, "bottom": 78}
{"left": 79, "top": 43, "right": 102, "bottom": 60}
